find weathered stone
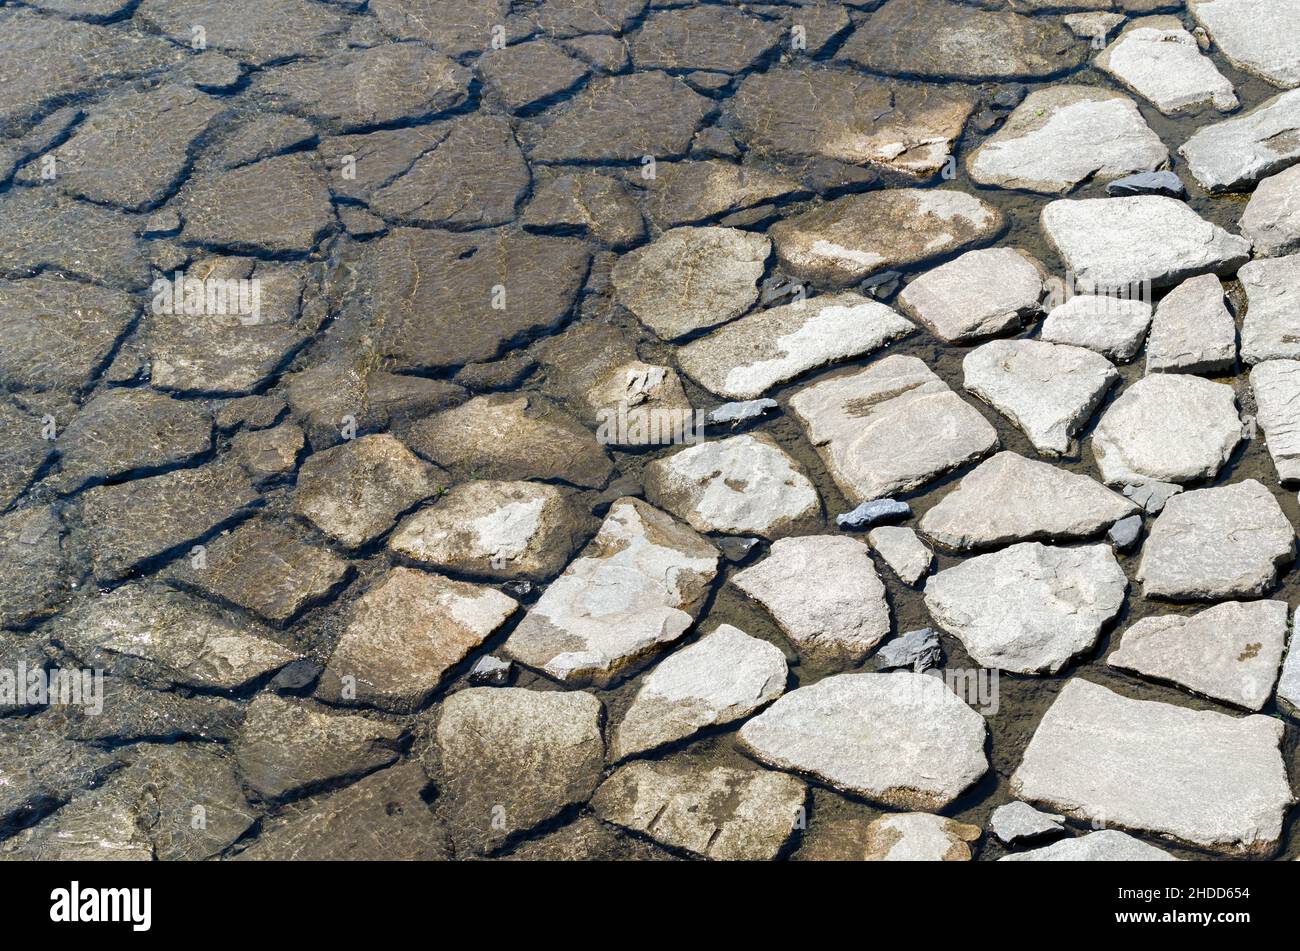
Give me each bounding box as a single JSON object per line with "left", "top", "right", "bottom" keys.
{"left": 522, "top": 0, "right": 646, "bottom": 38}
{"left": 478, "top": 39, "right": 588, "bottom": 113}
{"left": 1041, "top": 196, "right": 1251, "bottom": 291}
{"left": 1137, "top": 479, "right": 1294, "bottom": 599}
{"left": 593, "top": 759, "right": 805, "bottom": 861}
{"left": 0, "top": 189, "right": 149, "bottom": 290}
{"left": 0, "top": 717, "right": 117, "bottom": 830}
{"left": 644, "top": 434, "right": 820, "bottom": 538}
{"left": 1039, "top": 295, "right": 1154, "bottom": 364}
{"left": 217, "top": 114, "right": 316, "bottom": 170}
{"left": 1000, "top": 829, "right": 1177, "bottom": 861}
{"left": 898, "top": 248, "right": 1047, "bottom": 342}
{"left": 0, "top": 398, "right": 52, "bottom": 510}
{"left": 705, "top": 399, "right": 778, "bottom": 427}
{"left": 732, "top": 536, "right": 891, "bottom": 663}
{"left": 1240, "top": 164, "right": 1300, "bottom": 256}
{"left": 235, "top": 764, "right": 448, "bottom": 860}
{"left": 1098, "top": 17, "right": 1237, "bottom": 114}
{"left": 964, "top": 339, "right": 1118, "bottom": 456}
{"left": 389, "top": 481, "right": 586, "bottom": 581}
{"left": 370, "top": 0, "right": 507, "bottom": 56}
{"left": 65, "top": 680, "right": 242, "bottom": 744}
{"left": 839, "top": 0, "right": 1084, "bottom": 80}
{"left": 968, "top": 87, "right": 1167, "bottom": 194}
{"left": 867, "top": 526, "right": 932, "bottom": 585}
{"left": 502, "top": 498, "right": 718, "bottom": 686}
{"left": 1241, "top": 254, "right": 1300, "bottom": 366}
{"left": 1179, "top": 89, "right": 1300, "bottom": 192}
{"left": 1064, "top": 11, "right": 1126, "bottom": 40}
{"left": 739, "top": 673, "right": 988, "bottom": 810}
{"left": 990, "top": 802, "right": 1065, "bottom": 847}
{"left": 0, "top": 506, "right": 70, "bottom": 629}
{"left": 529, "top": 71, "right": 711, "bottom": 162}
{"left": 408, "top": 394, "right": 612, "bottom": 489}
{"left": 468, "top": 655, "right": 513, "bottom": 687}
{"left": 522, "top": 172, "right": 644, "bottom": 248}
{"left": 1145, "top": 274, "right": 1237, "bottom": 374}
{"left": 676, "top": 291, "right": 914, "bottom": 400}
{"left": 504, "top": 816, "right": 671, "bottom": 861}
{"left": 837, "top": 498, "right": 912, "bottom": 530}
{"left": 926, "top": 542, "right": 1127, "bottom": 674}
{"left": 1109, "top": 514, "right": 1143, "bottom": 551}
{"left": 138, "top": 0, "right": 347, "bottom": 65}
{"left": 178, "top": 154, "right": 333, "bottom": 254}
{"left": 0, "top": 278, "right": 132, "bottom": 395}
{"left": 1108, "top": 600, "right": 1287, "bottom": 710}
{"left": 613, "top": 624, "right": 787, "bottom": 760}
{"left": 730, "top": 66, "right": 974, "bottom": 178}
{"left": 1011, "top": 677, "right": 1293, "bottom": 856}
{"left": 1278, "top": 633, "right": 1300, "bottom": 713}
{"left": 231, "top": 422, "right": 304, "bottom": 479}
{"left": 771, "top": 189, "right": 1003, "bottom": 286}
{"left": 611, "top": 227, "right": 769, "bottom": 340}
{"left": 321, "top": 567, "right": 517, "bottom": 712}
{"left": 1188, "top": 0, "right": 1300, "bottom": 88}
{"left": 644, "top": 160, "right": 805, "bottom": 230}
{"left": 790, "top": 355, "right": 998, "bottom": 503}
{"left": 1251, "top": 360, "right": 1300, "bottom": 481}
{"left": 1122, "top": 480, "right": 1184, "bottom": 514}
{"left": 862, "top": 813, "right": 981, "bottom": 861}
{"left": 1090, "top": 374, "right": 1242, "bottom": 485}
{"left": 1106, "top": 170, "right": 1188, "bottom": 198}
{"left": 919, "top": 452, "right": 1136, "bottom": 551}
{"left": 629, "top": 6, "right": 779, "bottom": 73}
{"left": 435, "top": 687, "right": 604, "bottom": 854}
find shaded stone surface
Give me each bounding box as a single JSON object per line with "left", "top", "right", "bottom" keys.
{"left": 1240, "top": 255, "right": 1300, "bottom": 363}
{"left": 1145, "top": 274, "right": 1237, "bottom": 374}
{"left": 478, "top": 40, "right": 589, "bottom": 113}
{"left": 0, "top": 398, "right": 53, "bottom": 510}
{"left": 0, "top": 505, "right": 71, "bottom": 629}
{"left": 789, "top": 354, "right": 999, "bottom": 503}
{"left": 863, "top": 813, "right": 981, "bottom": 861}
{"left": 898, "top": 248, "right": 1047, "bottom": 342}
{"left": 643, "top": 160, "right": 805, "bottom": 230}
{"left": 1011, "top": 677, "right": 1293, "bottom": 856}
{"left": 0, "top": 717, "right": 117, "bottom": 829}
{"left": 1251, "top": 359, "right": 1300, "bottom": 482}
{"left": 739, "top": 673, "right": 988, "bottom": 810}
{"left": 990, "top": 801, "right": 1065, "bottom": 847}
{"left": 1001, "top": 830, "right": 1177, "bottom": 861}
{"left": 136, "top": 0, "right": 348, "bottom": 66}
{"left": 65, "top": 678, "right": 243, "bottom": 744}
{"left": 1179, "top": 89, "right": 1300, "bottom": 192}
{"left": 1097, "top": 17, "right": 1237, "bottom": 114}
{"left": 523, "top": 172, "right": 644, "bottom": 248}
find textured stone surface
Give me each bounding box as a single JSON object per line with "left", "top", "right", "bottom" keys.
{"left": 1001, "top": 830, "right": 1177, "bottom": 861}
{"left": 1240, "top": 255, "right": 1300, "bottom": 363}
{"left": 0, "top": 189, "right": 149, "bottom": 290}
{"left": 1145, "top": 274, "right": 1237, "bottom": 374}
{"left": 920, "top": 452, "right": 1137, "bottom": 551}
{"left": 1011, "top": 678, "right": 1293, "bottom": 856}
{"left": 523, "top": 172, "right": 644, "bottom": 247}
{"left": 1097, "top": 18, "right": 1237, "bottom": 114}
{"left": 0, "top": 506, "right": 71, "bottom": 629}
{"left": 925, "top": 542, "right": 1127, "bottom": 674}
{"left": 1137, "top": 479, "right": 1294, "bottom": 599}
{"left": 1188, "top": 0, "right": 1300, "bottom": 88}
{"left": 731, "top": 535, "right": 891, "bottom": 663}
{"left": 789, "top": 355, "right": 999, "bottom": 504}
{"left": 867, "top": 526, "right": 932, "bottom": 586}
{"left": 137, "top": 0, "right": 347, "bottom": 66}
{"left": 1179, "top": 89, "right": 1300, "bottom": 192}
{"left": 643, "top": 160, "right": 805, "bottom": 230}
{"left": 898, "top": 248, "right": 1047, "bottom": 342}
{"left": 1240, "top": 164, "right": 1300, "bottom": 257}
{"left": 630, "top": 6, "right": 779, "bottom": 73}
{"left": 863, "top": 813, "right": 981, "bottom": 861}
{"left": 1251, "top": 360, "right": 1300, "bottom": 481}
{"left": 990, "top": 802, "right": 1065, "bottom": 847}
{"left": 739, "top": 673, "right": 988, "bottom": 810}
{"left": 479, "top": 39, "right": 589, "bottom": 113}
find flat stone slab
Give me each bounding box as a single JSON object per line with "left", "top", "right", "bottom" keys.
{"left": 1250, "top": 360, "right": 1300, "bottom": 481}
{"left": 629, "top": 5, "right": 780, "bottom": 73}
{"left": 322, "top": 567, "right": 517, "bottom": 712}
{"left": 898, "top": 248, "right": 1047, "bottom": 342}
{"left": 863, "top": 813, "right": 981, "bottom": 861}
{"left": 1137, "top": 479, "right": 1294, "bottom": 599}
{"left": 1145, "top": 274, "right": 1237, "bottom": 374}
{"left": 502, "top": 498, "right": 719, "bottom": 686}
{"left": 867, "top": 526, "right": 932, "bottom": 586}
{"left": 919, "top": 452, "right": 1137, "bottom": 551}
{"left": 643, "top": 160, "right": 804, "bottom": 230}
{"left": 1108, "top": 599, "right": 1287, "bottom": 710}
{"left": 1000, "top": 830, "right": 1177, "bottom": 861}
{"left": 524, "top": 170, "right": 644, "bottom": 247}
{"left": 1240, "top": 164, "right": 1300, "bottom": 257}
{"left": 612, "top": 226, "right": 769, "bottom": 340}
{"left": 676, "top": 291, "right": 915, "bottom": 400}
{"left": 644, "top": 433, "right": 821, "bottom": 538}
{"left": 925, "top": 542, "right": 1127, "bottom": 674}
{"left": 388, "top": 480, "right": 585, "bottom": 580}
{"left": 592, "top": 760, "right": 805, "bottom": 861}
{"left": 137, "top": 0, "right": 347, "bottom": 66}
{"left": 731, "top": 535, "right": 891, "bottom": 663}
{"left": 990, "top": 802, "right": 1065, "bottom": 847}
{"left": 789, "top": 354, "right": 999, "bottom": 503}
{"left": 0, "top": 506, "right": 69, "bottom": 628}
{"left": 967, "top": 86, "right": 1168, "bottom": 194}
{"left": 838, "top": 0, "right": 1084, "bottom": 81}
{"left": 770, "top": 189, "right": 1003, "bottom": 286}
{"left": 0, "top": 189, "right": 150, "bottom": 290}
{"left": 1179, "top": 89, "right": 1300, "bottom": 192}
{"left": 964, "top": 339, "right": 1119, "bottom": 455}
{"left": 613, "top": 624, "right": 787, "bottom": 760}
{"left": 1091, "top": 374, "right": 1242, "bottom": 485}
{"left": 435, "top": 687, "right": 604, "bottom": 855}
{"left": 1039, "top": 294, "right": 1153, "bottom": 362}
{"left": 1240, "top": 254, "right": 1300, "bottom": 363}
{"left": 1278, "top": 631, "right": 1300, "bottom": 714}
{"left": 1097, "top": 17, "right": 1237, "bottom": 114}
{"left": 478, "top": 39, "right": 589, "bottom": 114}
{"left": 1011, "top": 677, "right": 1293, "bottom": 856}
{"left": 1189, "top": 0, "right": 1300, "bottom": 88}
{"left": 738, "top": 672, "right": 988, "bottom": 810}
{"left": 1042, "top": 196, "right": 1251, "bottom": 291}
{"left": 0, "top": 399, "right": 49, "bottom": 510}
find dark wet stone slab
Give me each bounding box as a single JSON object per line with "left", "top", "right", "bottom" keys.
{"left": 253, "top": 44, "right": 471, "bottom": 132}
{"left": 479, "top": 39, "right": 591, "bottom": 113}
{"left": 231, "top": 422, "right": 304, "bottom": 479}
{"left": 65, "top": 679, "right": 244, "bottom": 744}
{"left": 0, "top": 398, "right": 54, "bottom": 511}
{"left": 316, "top": 124, "right": 447, "bottom": 204}
{"left": 177, "top": 154, "right": 335, "bottom": 255}
{"left": 76, "top": 461, "right": 257, "bottom": 581}
{"left": 522, "top": 170, "right": 645, "bottom": 247}
{"left": 176, "top": 51, "right": 245, "bottom": 91}
{"left": 26, "top": 0, "right": 137, "bottom": 20}
{"left": 526, "top": 0, "right": 647, "bottom": 38}
{"left": 629, "top": 6, "right": 782, "bottom": 73}
{"left": 527, "top": 71, "right": 713, "bottom": 162}
{"left": 136, "top": 0, "right": 349, "bottom": 66}
{"left": 0, "top": 189, "right": 149, "bottom": 289}
{"left": 642, "top": 159, "right": 807, "bottom": 229}
{"left": 0, "top": 715, "right": 119, "bottom": 832}
{"left": 217, "top": 115, "right": 318, "bottom": 170}
{"left": 503, "top": 816, "right": 678, "bottom": 860}
{"left": 55, "top": 388, "right": 213, "bottom": 492}
{"left": 370, "top": 0, "right": 509, "bottom": 58}
{"left": 563, "top": 33, "right": 631, "bottom": 71}
{"left": 838, "top": 0, "right": 1086, "bottom": 80}
{"left": 0, "top": 505, "right": 72, "bottom": 629}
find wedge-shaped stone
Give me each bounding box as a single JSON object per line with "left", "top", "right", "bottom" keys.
{"left": 920, "top": 452, "right": 1137, "bottom": 551}
{"left": 1097, "top": 18, "right": 1237, "bottom": 114}
{"left": 731, "top": 535, "right": 890, "bottom": 663}
{"left": 1011, "top": 678, "right": 1293, "bottom": 856}
{"left": 789, "top": 355, "right": 998, "bottom": 504}
{"left": 1000, "top": 829, "right": 1177, "bottom": 861}
{"left": 1188, "top": 0, "right": 1300, "bottom": 88}
{"left": 435, "top": 687, "right": 604, "bottom": 855}
{"left": 864, "top": 813, "right": 981, "bottom": 861}
{"left": 1108, "top": 600, "right": 1287, "bottom": 710}
{"left": 502, "top": 499, "right": 718, "bottom": 686}
{"left": 867, "top": 526, "right": 932, "bottom": 585}
{"left": 1240, "top": 164, "right": 1300, "bottom": 257}
{"left": 1137, "top": 479, "right": 1294, "bottom": 599}
{"left": 898, "top": 248, "right": 1047, "bottom": 342}
{"left": 676, "top": 291, "right": 914, "bottom": 400}
{"left": 926, "top": 542, "right": 1127, "bottom": 674}
{"left": 1240, "top": 255, "right": 1300, "bottom": 363}
{"left": 1042, "top": 197, "right": 1251, "bottom": 291}
{"left": 644, "top": 434, "right": 820, "bottom": 538}
{"left": 967, "top": 86, "right": 1168, "bottom": 194}
{"left": 1039, "top": 294, "right": 1153, "bottom": 363}
{"left": 593, "top": 760, "right": 805, "bottom": 861}
{"left": 613, "top": 624, "right": 787, "bottom": 760}
{"left": 1251, "top": 360, "right": 1300, "bottom": 481}
{"left": 1145, "top": 274, "right": 1237, "bottom": 374}
{"left": 964, "top": 339, "right": 1118, "bottom": 456}
{"left": 739, "top": 673, "right": 988, "bottom": 810}
{"left": 1091, "top": 374, "right": 1241, "bottom": 485}
{"left": 1179, "top": 89, "right": 1300, "bottom": 192}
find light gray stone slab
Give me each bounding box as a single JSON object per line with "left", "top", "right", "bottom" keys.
{"left": 1097, "top": 17, "right": 1237, "bottom": 114}
{"left": 1145, "top": 274, "right": 1237, "bottom": 374}
{"left": 1240, "top": 254, "right": 1300, "bottom": 363}
{"left": 1039, "top": 294, "right": 1153, "bottom": 362}
{"left": 1179, "top": 88, "right": 1300, "bottom": 192}
{"left": 1250, "top": 359, "right": 1300, "bottom": 481}
{"left": 897, "top": 248, "right": 1047, "bottom": 342}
